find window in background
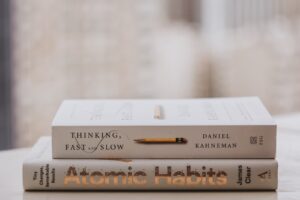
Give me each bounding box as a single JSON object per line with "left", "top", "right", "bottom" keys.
{"left": 7, "top": 0, "right": 300, "bottom": 149}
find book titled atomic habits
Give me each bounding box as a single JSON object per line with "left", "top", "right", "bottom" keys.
{"left": 23, "top": 137, "right": 278, "bottom": 190}
{"left": 51, "top": 97, "right": 276, "bottom": 159}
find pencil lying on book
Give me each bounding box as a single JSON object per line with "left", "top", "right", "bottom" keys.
{"left": 134, "top": 138, "right": 187, "bottom": 144}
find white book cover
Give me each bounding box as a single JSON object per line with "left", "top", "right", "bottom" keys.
{"left": 23, "top": 137, "right": 278, "bottom": 190}
{"left": 52, "top": 97, "right": 276, "bottom": 158}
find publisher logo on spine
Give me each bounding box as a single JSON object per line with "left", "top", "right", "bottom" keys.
{"left": 250, "top": 136, "right": 264, "bottom": 145}
{"left": 258, "top": 170, "right": 272, "bottom": 181}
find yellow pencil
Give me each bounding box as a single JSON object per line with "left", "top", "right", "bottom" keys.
{"left": 134, "top": 138, "right": 187, "bottom": 144}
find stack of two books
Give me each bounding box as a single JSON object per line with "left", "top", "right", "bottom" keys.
{"left": 23, "top": 97, "right": 277, "bottom": 190}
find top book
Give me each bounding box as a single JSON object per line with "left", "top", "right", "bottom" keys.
{"left": 52, "top": 97, "right": 276, "bottom": 159}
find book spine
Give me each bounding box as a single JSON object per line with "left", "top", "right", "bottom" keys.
{"left": 52, "top": 125, "right": 276, "bottom": 158}
{"left": 23, "top": 159, "right": 277, "bottom": 190}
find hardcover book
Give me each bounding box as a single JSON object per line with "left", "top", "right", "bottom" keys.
{"left": 23, "top": 137, "right": 278, "bottom": 190}
{"left": 52, "top": 97, "right": 276, "bottom": 158}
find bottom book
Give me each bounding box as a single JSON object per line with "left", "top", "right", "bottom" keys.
{"left": 23, "top": 137, "right": 278, "bottom": 190}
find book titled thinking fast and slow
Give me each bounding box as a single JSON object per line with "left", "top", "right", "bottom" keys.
{"left": 23, "top": 97, "right": 278, "bottom": 191}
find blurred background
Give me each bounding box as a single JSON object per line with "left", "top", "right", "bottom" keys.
{"left": 1, "top": 0, "right": 300, "bottom": 149}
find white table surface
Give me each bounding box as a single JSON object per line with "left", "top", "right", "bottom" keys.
{"left": 1, "top": 114, "right": 300, "bottom": 200}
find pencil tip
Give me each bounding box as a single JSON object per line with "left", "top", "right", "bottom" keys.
{"left": 181, "top": 138, "right": 188, "bottom": 144}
